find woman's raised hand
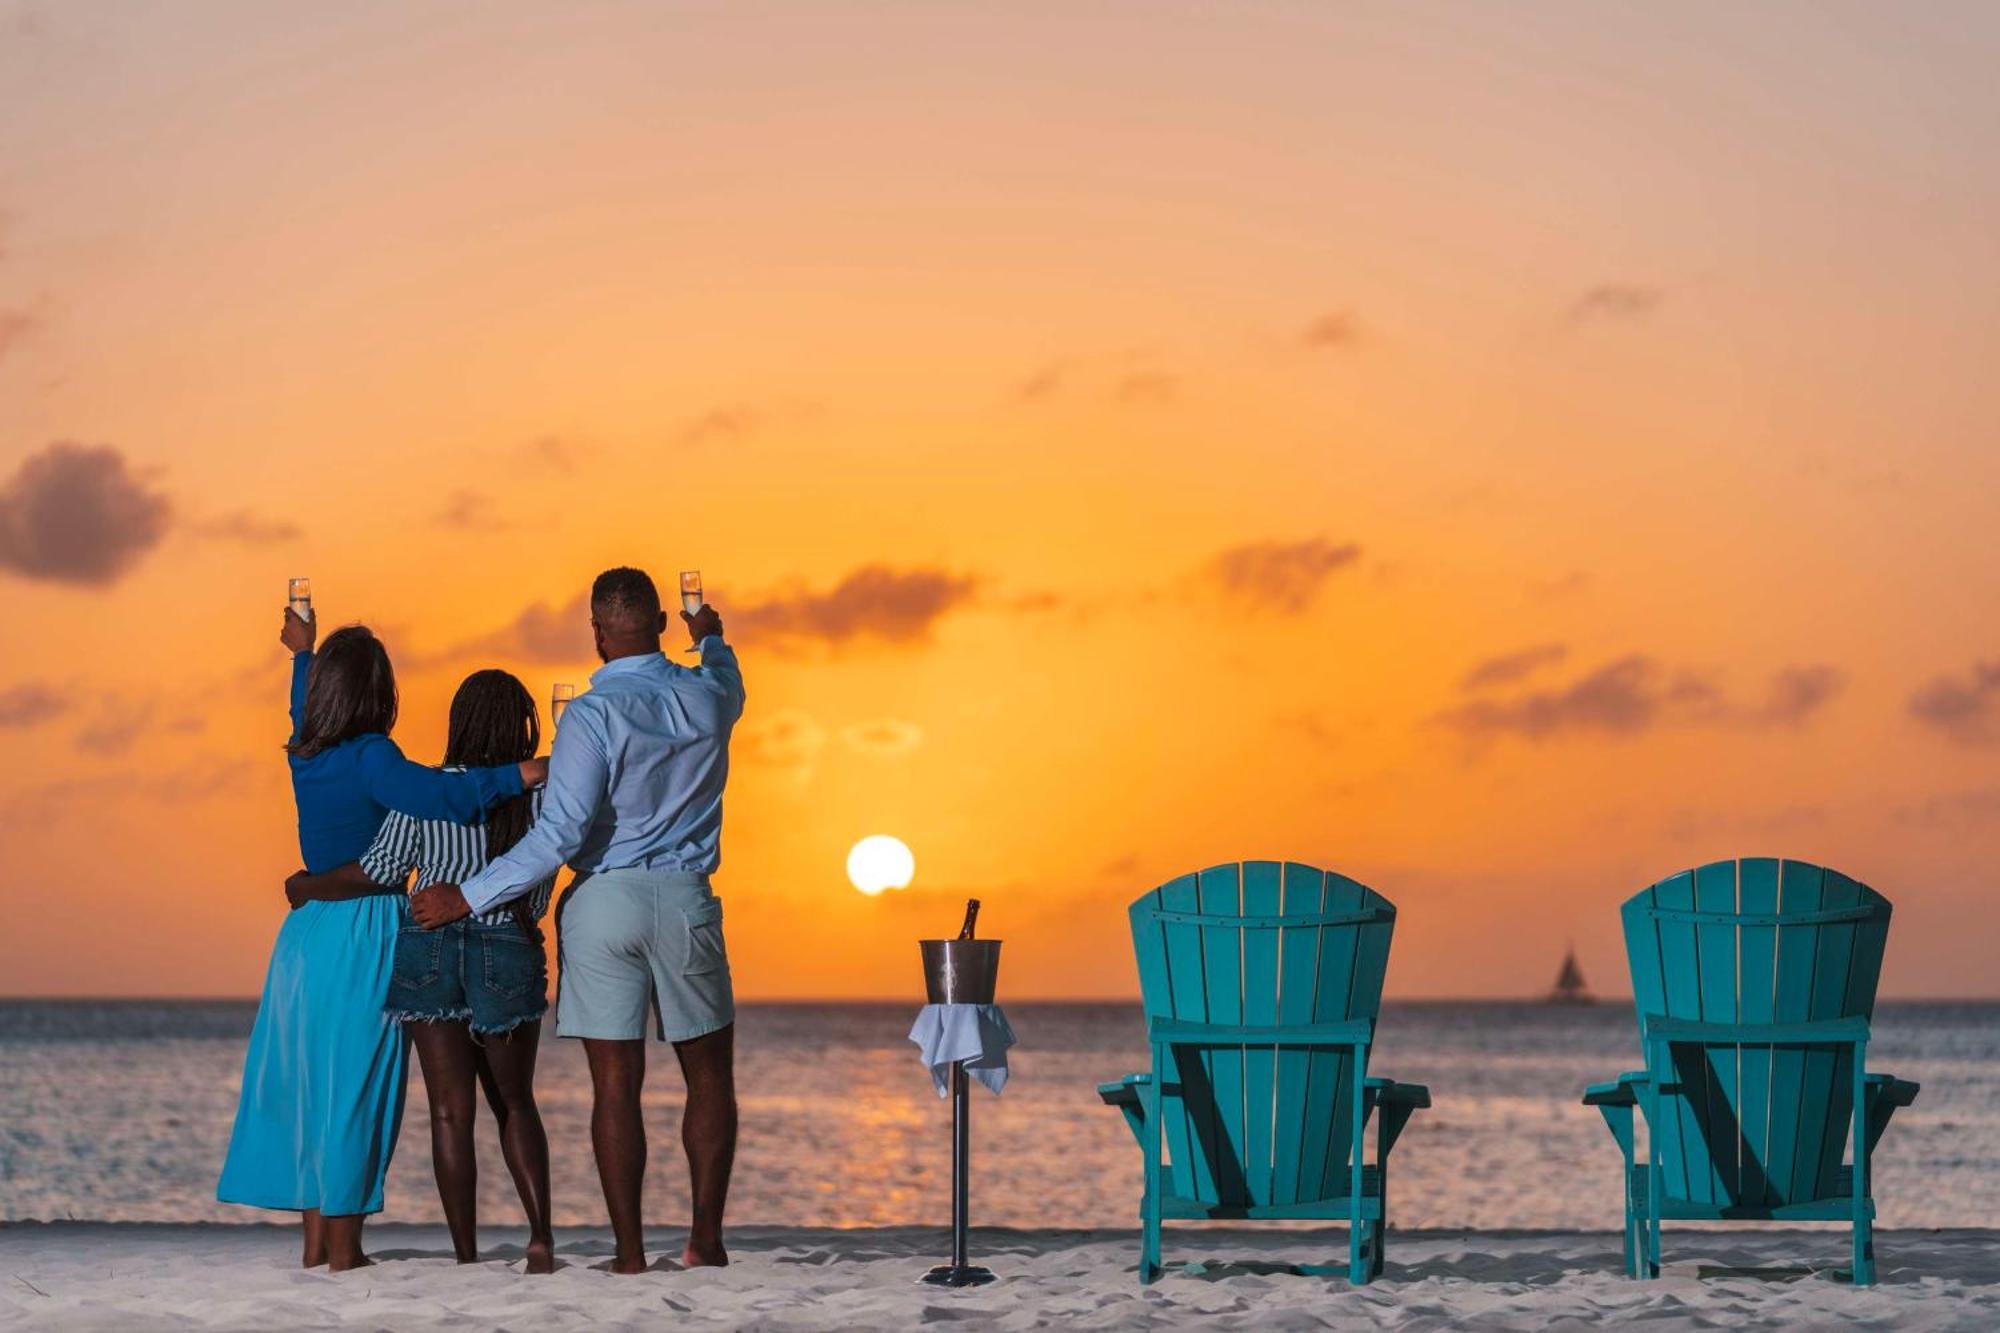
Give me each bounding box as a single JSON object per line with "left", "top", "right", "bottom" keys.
{"left": 279, "top": 607, "right": 317, "bottom": 655}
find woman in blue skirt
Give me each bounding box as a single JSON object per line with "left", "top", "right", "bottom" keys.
{"left": 218, "top": 607, "right": 546, "bottom": 1270}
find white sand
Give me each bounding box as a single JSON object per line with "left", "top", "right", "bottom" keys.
{"left": 2, "top": 1222, "right": 1995, "bottom": 1330}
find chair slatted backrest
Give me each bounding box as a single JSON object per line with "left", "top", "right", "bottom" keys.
{"left": 1129, "top": 861, "right": 1396, "bottom": 1209}
{"left": 1621, "top": 857, "right": 1891, "bottom": 1209}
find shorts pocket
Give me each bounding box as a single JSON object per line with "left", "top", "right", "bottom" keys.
{"left": 480, "top": 930, "right": 545, "bottom": 1001}
{"left": 682, "top": 898, "right": 727, "bottom": 976}
{"left": 393, "top": 926, "right": 444, "bottom": 989}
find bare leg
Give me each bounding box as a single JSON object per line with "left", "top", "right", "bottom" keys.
{"left": 324, "top": 1213, "right": 372, "bottom": 1271}
{"left": 673, "top": 1024, "right": 737, "bottom": 1268}
{"left": 475, "top": 1022, "right": 555, "bottom": 1274}
{"left": 583, "top": 1038, "right": 648, "bottom": 1274}
{"left": 301, "top": 1207, "right": 326, "bottom": 1268}
{"left": 409, "top": 1020, "right": 483, "bottom": 1263}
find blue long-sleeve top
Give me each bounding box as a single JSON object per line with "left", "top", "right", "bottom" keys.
{"left": 287, "top": 650, "right": 524, "bottom": 873}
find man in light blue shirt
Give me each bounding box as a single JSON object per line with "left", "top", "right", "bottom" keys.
{"left": 413, "top": 566, "right": 746, "bottom": 1274}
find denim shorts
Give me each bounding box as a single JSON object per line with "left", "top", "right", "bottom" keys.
{"left": 384, "top": 903, "right": 549, "bottom": 1036}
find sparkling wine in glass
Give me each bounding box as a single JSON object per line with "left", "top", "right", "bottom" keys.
{"left": 551, "top": 683, "right": 575, "bottom": 727}
{"left": 288, "top": 577, "right": 313, "bottom": 623}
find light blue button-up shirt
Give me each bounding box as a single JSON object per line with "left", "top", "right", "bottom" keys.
{"left": 460, "top": 637, "right": 746, "bottom": 914}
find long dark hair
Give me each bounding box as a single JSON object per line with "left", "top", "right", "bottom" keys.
{"left": 288, "top": 626, "right": 398, "bottom": 759}
{"left": 442, "top": 668, "right": 540, "bottom": 863}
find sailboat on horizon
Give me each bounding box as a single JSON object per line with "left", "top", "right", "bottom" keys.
{"left": 1547, "top": 943, "right": 1593, "bottom": 1004}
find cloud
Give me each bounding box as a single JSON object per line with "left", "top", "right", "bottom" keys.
{"left": 75, "top": 697, "right": 156, "bottom": 756}
{"left": 1908, "top": 660, "right": 2000, "bottom": 746}
{"left": 1113, "top": 371, "right": 1178, "bottom": 405}
{"left": 735, "top": 709, "right": 826, "bottom": 786}
{"left": 0, "top": 681, "right": 68, "bottom": 727}
{"left": 0, "top": 307, "right": 39, "bottom": 364}
{"left": 449, "top": 592, "right": 593, "bottom": 666}
{"left": 1300, "top": 311, "right": 1359, "bottom": 349}
{"left": 1437, "top": 657, "right": 1842, "bottom": 741}
{"left": 675, "top": 405, "right": 761, "bottom": 447}
{"left": 1461, "top": 643, "right": 1569, "bottom": 691}
{"left": 433, "top": 488, "right": 509, "bottom": 532}
{"left": 1205, "top": 537, "right": 1362, "bottom": 612}
{"left": 0, "top": 442, "right": 172, "bottom": 586}
{"left": 840, "top": 717, "right": 923, "bottom": 758}
{"left": 734, "top": 565, "right": 980, "bottom": 651}
{"left": 1569, "top": 284, "right": 1664, "bottom": 323}
{"left": 1753, "top": 665, "right": 1845, "bottom": 727}
{"left": 190, "top": 510, "right": 301, "bottom": 545}
{"left": 517, "top": 435, "right": 591, "bottom": 473}
{"left": 1437, "top": 655, "right": 1716, "bottom": 739}
{"left": 1011, "top": 361, "right": 1066, "bottom": 403}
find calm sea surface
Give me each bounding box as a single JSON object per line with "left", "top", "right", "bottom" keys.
{"left": 0, "top": 1001, "right": 1993, "bottom": 1231}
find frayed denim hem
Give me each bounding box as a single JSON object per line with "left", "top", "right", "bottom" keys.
{"left": 389, "top": 1006, "right": 474, "bottom": 1026}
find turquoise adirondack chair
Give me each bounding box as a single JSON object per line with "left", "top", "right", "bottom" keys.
{"left": 1097, "top": 861, "right": 1430, "bottom": 1284}
{"left": 1583, "top": 858, "right": 1920, "bottom": 1285}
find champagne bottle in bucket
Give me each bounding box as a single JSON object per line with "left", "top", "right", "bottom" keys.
{"left": 288, "top": 577, "right": 313, "bottom": 623}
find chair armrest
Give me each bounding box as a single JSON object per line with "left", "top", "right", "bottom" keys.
{"left": 1365, "top": 1077, "right": 1431, "bottom": 1109}
{"left": 1865, "top": 1072, "right": 1919, "bottom": 1107}
{"left": 1147, "top": 1017, "right": 1373, "bottom": 1047}
{"left": 1582, "top": 1071, "right": 1650, "bottom": 1106}
{"left": 1096, "top": 1074, "right": 1149, "bottom": 1106}
{"left": 1641, "top": 1015, "right": 1870, "bottom": 1045}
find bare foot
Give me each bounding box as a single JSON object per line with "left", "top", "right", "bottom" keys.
{"left": 683, "top": 1240, "right": 729, "bottom": 1269}
{"left": 593, "top": 1254, "right": 648, "bottom": 1275}
{"left": 525, "top": 1239, "right": 556, "bottom": 1275}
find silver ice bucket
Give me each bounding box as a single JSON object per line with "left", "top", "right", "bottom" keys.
{"left": 920, "top": 939, "right": 1002, "bottom": 1004}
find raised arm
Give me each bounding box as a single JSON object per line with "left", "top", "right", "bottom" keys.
{"left": 279, "top": 607, "right": 317, "bottom": 741}
{"left": 683, "top": 605, "right": 746, "bottom": 722}
{"left": 358, "top": 736, "right": 532, "bottom": 824}
{"left": 413, "top": 700, "right": 610, "bottom": 924}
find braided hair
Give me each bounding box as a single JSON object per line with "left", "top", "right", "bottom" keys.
{"left": 441, "top": 669, "right": 540, "bottom": 863}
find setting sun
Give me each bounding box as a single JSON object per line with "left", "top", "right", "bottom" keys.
{"left": 846, "top": 836, "right": 915, "bottom": 897}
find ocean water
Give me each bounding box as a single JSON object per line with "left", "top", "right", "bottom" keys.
{"left": 0, "top": 1001, "right": 1993, "bottom": 1232}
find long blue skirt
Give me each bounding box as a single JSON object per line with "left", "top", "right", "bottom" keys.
{"left": 217, "top": 896, "right": 408, "bottom": 1215}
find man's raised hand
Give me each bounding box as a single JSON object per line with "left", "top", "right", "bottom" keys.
{"left": 682, "top": 604, "right": 723, "bottom": 647}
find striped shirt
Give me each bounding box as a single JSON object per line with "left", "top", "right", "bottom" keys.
{"left": 359, "top": 776, "right": 555, "bottom": 925}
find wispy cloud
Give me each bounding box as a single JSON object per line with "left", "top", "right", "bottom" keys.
{"left": 1461, "top": 643, "right": 1569, "bottom": 691}
{"left": 1436, "top": 656, "right": 1842, "bottom": 741}
{"left": 0, "top": 306, "right": 40, "bottom": 365}
{"left": 672, "top": 399, "right": 818, "bottom": 448}
{"left": 1569, "top": 283, "right": 1664, "bottom": 323}
{"left": 841, "top": 717, "right": 923, "bottom": 758}
{"left": 734, "top": 565, "right": 980, "bottom": 652}
{"left": 1206, "top": 537, "right": 1362, "bottom": 612}
{"left": 516, "top": 434, "right": 591, "bottom": 473}
{"left": 0, "top": 681, "right": 67, "bottom": 728}
{"left": 1113, "top": 370, "right": 1178, "bottom": 406}
{"left": 1011, "top": 361, "right": 1066, "bottom": 404}
{"left": 734, "top": 709, "right": 826, "bottom": 786}
{"left": 433, "top": 488, "right": 510, "bottom": 532}
{"left": 447, "top": 592, "right": 593, "bottom": 666}
{"left": 190, "top": 510, "right": 301, "bottom": 545}
{"left": 0, "top": 441, "right": 173, "bottom": 586}
{"left": 1909, "top": 660, "right": 2000, "bottom": 746}
{"left": 1299, "top": 311, "right": 1360, "bottom": 349}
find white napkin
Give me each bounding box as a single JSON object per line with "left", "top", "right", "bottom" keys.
{"left": 908, "top": 1003, "right": 1016, "bottom": 1097}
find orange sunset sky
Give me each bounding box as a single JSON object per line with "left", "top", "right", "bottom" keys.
{"left": 1, "top": 3, "right": 1995, "bottom": 999}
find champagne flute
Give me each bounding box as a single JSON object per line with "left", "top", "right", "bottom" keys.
{"left": 551, "top": 683, "right": 575, "bottom": 727}
{"left": 679, "top": 570, "right": 704, "bottom": 653}
{"left": 288, "top": 577, "right": 313, "bottom": 623}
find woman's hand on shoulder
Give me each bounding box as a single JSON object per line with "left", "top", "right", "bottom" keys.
{"left": 519, "top": 756, "right": 550, "bottom": 788}
{"left": 280, "top": 607, "right": 316, "bottom": 656}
